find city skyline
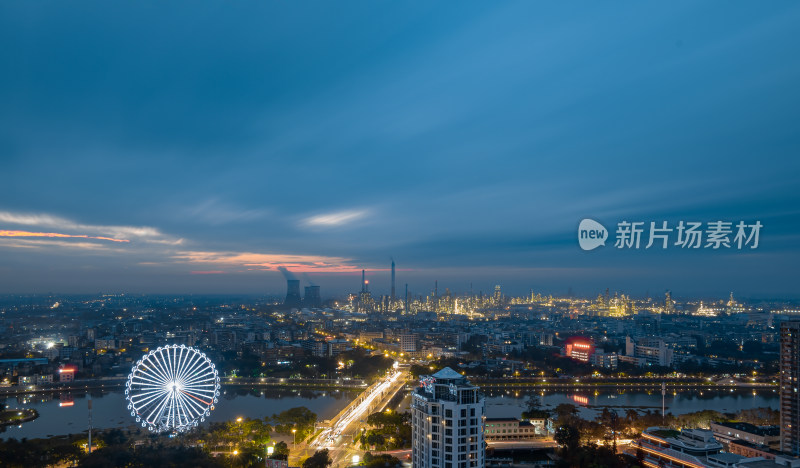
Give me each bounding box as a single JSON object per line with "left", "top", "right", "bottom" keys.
{"left": 2, "top": 1, "right": 800, "bottom": 296}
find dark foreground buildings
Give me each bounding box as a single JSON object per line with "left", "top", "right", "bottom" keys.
{"left": 781, "top": 321, "right": 800, "bottom": 456}
{"left": 411, "top": 367, "right": 485, "bottom": 468}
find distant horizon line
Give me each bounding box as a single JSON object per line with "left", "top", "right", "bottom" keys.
{"left": 1, "top": 290, "right": 799, "bottom": 303}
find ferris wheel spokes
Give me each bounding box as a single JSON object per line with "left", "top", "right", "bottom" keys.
{"left": 126, "top": 345, "right": 220, "bottom": 433}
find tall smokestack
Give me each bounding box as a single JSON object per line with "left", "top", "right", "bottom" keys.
{"left": 434, "top": 280, "right": 438, "bottom": 313}
{"left": 391, "top": 258, "right": 396, "bottom": 300}
{"left": 361, "top": 269, "right": 366, "bottom": 293}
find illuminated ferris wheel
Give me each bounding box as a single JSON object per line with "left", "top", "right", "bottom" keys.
{"left": 125, "top": 345, "right": 220, "bottom": 433}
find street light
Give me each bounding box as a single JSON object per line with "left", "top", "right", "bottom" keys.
{"left": 237, "top": 417, "right": 244, "bottom": 444}
{"left": 292, "top": 428, "right": 297, "bottom": 448}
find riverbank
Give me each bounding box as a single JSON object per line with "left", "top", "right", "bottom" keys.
{"left": 0, "top": 376, "right": 777, "bottom": 397}
{"left": 0, "top": 408, "right": 38, "bottom": 427}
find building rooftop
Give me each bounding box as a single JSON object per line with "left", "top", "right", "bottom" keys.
{"left": 707, "top": 452, "right": 745, "bottom": 464}
{"left": 713, "top": 421, "right": 780, "bottom": 437}
{"left": 432, "top": 367, "right": 464, "bottom": 380}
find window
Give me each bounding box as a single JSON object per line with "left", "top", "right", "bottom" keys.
{"left": 445, "top": 409, "right": 453, "bottom": 417}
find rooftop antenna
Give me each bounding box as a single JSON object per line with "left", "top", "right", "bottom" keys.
{"left": 405, "top": 284, "right": 409, "bottom": 314}
{"left": 390, "top": 258, "right": 396, "bottom": 301}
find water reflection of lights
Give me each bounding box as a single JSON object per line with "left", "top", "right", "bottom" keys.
{"left": 571, "top": 395, "right": 589, "bottom": 405}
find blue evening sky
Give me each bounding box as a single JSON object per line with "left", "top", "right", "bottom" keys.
{"left": 1, "top": 1, "right": 799, "bottom": 298}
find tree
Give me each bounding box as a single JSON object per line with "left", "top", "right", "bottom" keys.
{"left": 270, "top": 441, "right": 289, "bottom": 461}
{"left": 271, "top": 407, "right": 318, "bottom": 439}
{"left": 554, "top": 403, "right": 579, "bottom": 423}
{"left": 81, "top": 446, "right": 223, "bottom": 467}
{"left": 101, "top": 428, "right": 128, "bottom": 446}
{"left": 554, "top": 424, "right": 580, "bottom": 453}
{"left": 363, "top": 452, "right": 403, "bottom": 467}
{"left": 736, "top": 407, "right": 779, "bottom": 426}
{"left": 302, "top": 449, "right": 332, "bottom": 468}
{"left": 230, "top": 446, "right": 262, "bottom": 468}
{"left": 522, "top": 393, "right": 550, "bottom": 419}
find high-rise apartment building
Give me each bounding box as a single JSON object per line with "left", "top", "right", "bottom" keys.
{"left": 411, "top": 367, "right": 485, "bottom": 468}
{"left": 400, "top": 333, "right": 418, "bottom": 353}
{"left": 781, "top": 321, "right": 800, "bottom": 455}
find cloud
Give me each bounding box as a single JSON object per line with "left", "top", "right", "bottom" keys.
{"left": 0, "top": 210, "right": 180, "bottom": 244}
{"left": 0, "top": 210, "right": 371, "bottom": 276}
{"left": 0, "top": 237, "right": 126, "bottom": 252}
{"left": 302, "top": 209, "right": 369, "bottom": 228}
{"left": 174, "top": 250, "right": 363, "bottom": 273}
{"left": 0, "top": 229, "right": 129, "bottom": 243}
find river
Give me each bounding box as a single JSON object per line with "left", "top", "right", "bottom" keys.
{"left": 0, "top": 386, "right": 778, "bottom": 440}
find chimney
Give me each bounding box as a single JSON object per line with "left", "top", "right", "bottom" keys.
{"left": 391, "top": 258, "right": 396, "bottom": 300}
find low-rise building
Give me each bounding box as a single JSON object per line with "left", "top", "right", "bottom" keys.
{"left": 728, "top": 439, "right": 783, "bottom": 461}
{"left": 710, "top": 421, "right": 780, "bottom": 448}
{"left": 626, "top": 336, "right": 673, "bottom": 367}
{"left": 590, "top": 349, "right": 618, "bottom": 369}
{"left": 484, "top": 417, "right": 546, "bottom": 440}
{"left": 635, "top": 427, "right": 733, "bottom": 468}
{"left": 400, "top": 334, "right": 419, "bottom": 352}
{"left": 633, "top": 427, "right": 800, "bottom": 468}
{"left": 58, "top": 364, "right": 77, "bottom": 383}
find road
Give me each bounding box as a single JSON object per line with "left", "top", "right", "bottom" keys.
{"left": 290, "top": 368, "right": 407, "bottom": 467}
